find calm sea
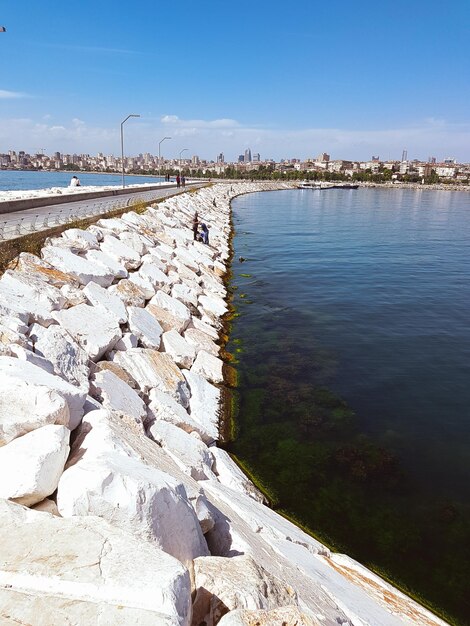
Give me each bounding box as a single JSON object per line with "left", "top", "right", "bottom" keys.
{"left": 227, "top": 188, "right": 470, "bottom": 625}
{"left": 0, "top": 169, "right": 163, "bottom": 191}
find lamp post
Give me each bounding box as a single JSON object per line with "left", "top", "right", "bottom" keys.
{"left": 120, "top": 114, "right": 140, "bottom": 188}
{"left": 179, "top": 148, "right": 188, "bottom": 173}
{"left": 158, "top": 136, "right": 171, "bottom": 181}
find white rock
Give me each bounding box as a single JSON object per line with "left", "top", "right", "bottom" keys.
{"left": 57, "top": 409, "right": 209, "bottom": 565}
{"left": 0, "top": 425, "right": 70, "bottom": 506}
{"left": 0, "top": 269, "right": 66, "bottom": 311}
{"left": 29, "top": 323, "right": 90, "bottom": 389}
{"left": 85, "top": 248, "right": 128, "bottom": 278}
{"left": 192, "top": 555, "right": 299, "bottom": 626}
{"left": 147, "top": 388, "right": 215, "bottom": 444}
{"left": 191, "top": 350, "right": 224, "bottom": 383}
{"left": 42, "top": 246, "right": 114, "bottom": 287}
{"left": 62, "top": 227, "right": 99, "bottom": 249}
{"left": 90, "top": 369, "right": 147, "bottom": 426}
{"left": 9, "top": 344, "right": 56, "bottom": 374}
{"left": 189, "top": 316, "right": 221, "bottom": 340}
{"left": 217, "top": 606, "right": 319, "bottom": 626}
{"left": 149, "top": 420, "right": 214, "bottom": 480}
{"left": 171, "top": 282, "right": 199, "bottom": 308}
{"left": 161, "top": 329, "right": 196, "bottom": 369}
{"left": 139, "top": 262, "right": 171, "bottom": 289}
{"left": 182, "top": 370, "right": 220, "bottom": 440}
{"left": 128, "top": 272, "right": 156, "bottom": 299}
{"left": 114, "top": 332, "right": 138, "bottom": 351}
{"left": 140, "top": 253, "right": 167, "bottom": 274}
{"left": 184, "top": 327, "right": 220, "bottom": 356}
{"left": 108, "top": 279, "right": 147, "bottom": 307}
{"left": 0, "top": 357, "right": 86, "bottom": 430}
{"left": 150, "top": 290, "right": 192, "bottom": 325}
{"left": 199, "top": 293, "right": 228, "bottom": 320}
{"left": 127, "top": 306, "right": 163, "bottom": 349}
{"left": 114, "top": 348, "right": 190, "bottom": 405}
{"left": 0, "top": 379, "right": 69, "bottom": 446}
{"left": 0, "top": 499, "right": 191, "bottom": 625}
{"left": 119, "top": 230, "right": 152, "bottom": 255}
{"left": 211, "top": 447, "right": 265, "bottom": 503}
{"left": 100, "top": 234, "right": 142, "bottom": 270}
{"left": 59, "top": 282, "right": 88, "bottom": 306}
{"left": 53, "top": 303, "right": 122, "bottom": 361}
{"left": 0, "top": 283, "right": 56, "bottom": 327}
{"left": 83, "top": 281, "right": 128, "bottom": 324}
{"left": 147, "top": 303, "right": 189, "bottom": 333}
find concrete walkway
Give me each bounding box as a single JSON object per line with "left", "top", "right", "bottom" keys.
{"left": 0, "top": 183, "right": 206, "bottom": 241}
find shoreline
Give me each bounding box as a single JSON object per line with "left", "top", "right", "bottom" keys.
{"left": 0, "top": 182, "right": 450, "bottom": 625}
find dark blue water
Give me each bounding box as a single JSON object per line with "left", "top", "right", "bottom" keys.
{"left": 228, "top": 187, "right": 470, "bottom": 624}
{"left": 0, "top": 170, "right": 163, "bottom": 191}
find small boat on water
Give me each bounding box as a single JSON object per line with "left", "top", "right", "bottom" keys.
{"left": 297, "top": 181, "right": 358, "bottom": 190}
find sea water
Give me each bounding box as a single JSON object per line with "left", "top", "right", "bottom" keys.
{"left": 227, "top": 187, "right": 470, "bottom": 624}
{"left": 0, "top": 169, "right": 163, "bottom": 191}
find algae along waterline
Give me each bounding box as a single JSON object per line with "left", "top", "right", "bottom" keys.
{"left": 225, "top": 187, "right": 470, "bottom": 625}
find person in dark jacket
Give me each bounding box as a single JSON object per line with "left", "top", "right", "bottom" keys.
{"left": 192, "top": 212, "right": 199, "bottom": 240}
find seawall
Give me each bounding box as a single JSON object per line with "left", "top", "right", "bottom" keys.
{"left": 0, "top": 182, "right": 449, "bottom": 626}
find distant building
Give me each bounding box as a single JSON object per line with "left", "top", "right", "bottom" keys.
{"left": 244, "top": 148, "right": 252, "bottom": 163}
{"left": 317, "top": 152, "right": 330, "bottom": 162}
{"left": 217, "top": 153, "right": 224, "bottom": 164}
{"left": 252, "top": 153, "right": 260, "bottom": 162}
{"left": 371, "top": 155, "right": 380, "bottom": 162}
{"left": 238, "top": 155, "right": 244, "bottom": 163}
{"left": 401, "top": 149, "right": 408, "bottom": 162}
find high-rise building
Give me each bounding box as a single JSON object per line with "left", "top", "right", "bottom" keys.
{"left": 217, "top": 153, "right": 224, "bottom": 164}
{"left": 252, "top": 153, "right": 260, "bottom": 162}
{"left": 238, "top": 155, "right": 244, "bottom": 163}
{"left": 402, "top": 149, "right": 408, "bottom": 162}
{"left": 317, "top": 152, "right": 330, "bottom": 162}
{"left": 244, "top": 148, "right": 252, "bottom": 163}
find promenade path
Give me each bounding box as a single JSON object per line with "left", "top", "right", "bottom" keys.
{"left": 0, "top": 182, "right": 206, "bottom": 241}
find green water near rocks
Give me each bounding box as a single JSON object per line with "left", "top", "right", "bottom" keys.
{"left": 225, "top": 189, "right": 470, "bottom": 625}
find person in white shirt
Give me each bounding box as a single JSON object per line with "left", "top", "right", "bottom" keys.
{"left": 70, "top": 175, "right": 81, "bottom": 187}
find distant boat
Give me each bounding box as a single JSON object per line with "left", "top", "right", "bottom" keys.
{"left": 297, "top": 181, "right": 358, "bottom": 190}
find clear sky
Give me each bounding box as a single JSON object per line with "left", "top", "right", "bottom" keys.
{"left": 1, "top": 1, "right": 469, "bottom": 162}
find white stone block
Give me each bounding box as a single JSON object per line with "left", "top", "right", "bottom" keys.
{"left": 108, "top": 279, "right": 147, "bottom": 307}
{"left": 127, "top": 306, "right": 163, "bottom": 349}
{"left": 191, "top": 350, "right": 224, "bottom": 383}
{"left": 85, "top": 248, "right": 128, "bottom": 279}
{"left": 161, "top": 329, "right": 196, "bottom": 369}
{"left": 150, "top": 291, "right": 192, "bottom": 325}
{"left": 182, "top": 370, "right": 220, "bottom": 440}
{"left": 83, "top": 281, "right": 128, "bottom": 324}
{"left": 53, "top": 304, "right": 122, "bottom": 361}
{"left": 0, "top": 424, "right": 70, "bottom": 506}
{"left": 42, "top": 246, "right": 114, "bottom": 287}
{"left": 100, "top": 234, "right": 142, "bottom": 270}
{"left": 90, "top": 369, "right": 147, "bottom": 426}
{"left": 184, "top": 327, "right": 220, "bottom": 356}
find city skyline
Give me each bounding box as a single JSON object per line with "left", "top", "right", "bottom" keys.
{"left": 1, "top": 1, "right": 469, "bottom": 161}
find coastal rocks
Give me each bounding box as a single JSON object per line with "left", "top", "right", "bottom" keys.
{"left": 161, "top": 329, "right": 196, "bottom": 369}
{"left": 0, "top": 425, "right": 70, "bottom": 506}
{"left": 217, "top": 606, "right": 320, "bottom": 626}
{"left": 53, "top": 303, "right": 122, "bottom": 361}
{"left": 0, "top": 499, "right": 191, "bottom": 625}
{"left": 114, "top": 348, "right": 190, "bottom": 405}
{"left": 192, "top": 555, "right": 298, "bottom": 626}
{"left": 127, "top": 305, "right": 163, "bottom": 349}
{"left": 0, "top": 379, "right": 69, "bottom": 446}
{"left": 41, "top": 246, "right": 115, "bottom": 287}
{"left": 90, "top": 369, "right": 147, "bottom": 426}
{"left": 100, "top": 234, "right": 142, "bottom": 270}
{"left": 83, "top": 280, "right": 128, "bottom": 324}
{"left": 0, "top": 356, "right": 86, "bottom": 429}
{"left": 191, "top": 350, "right": 224, "bottom": 383}
{"left": 57, "top": 409, "right": 209, "bottom": 564}
{"left": 183, "top": 370, "right": 221, "bottom": 440}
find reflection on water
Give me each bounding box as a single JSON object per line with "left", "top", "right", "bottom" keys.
{"left": 227, "top": 188, "right": 470, "bottom": 625}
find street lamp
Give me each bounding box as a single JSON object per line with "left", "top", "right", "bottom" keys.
{"left": 179, "top": 148, "right": 188, "bottom": 173}
{"left": 120, "top": 114, "right": 140, "bottom": 188}
{"left": 158, "top": 136, "right": 171, "bottom": 181}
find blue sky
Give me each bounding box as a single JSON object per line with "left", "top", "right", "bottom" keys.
{"left": 1, "top": 0, "right": 469, "bottom": 162}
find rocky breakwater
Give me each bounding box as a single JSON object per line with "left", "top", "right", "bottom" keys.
{"left": 0, "top": 182, "right": 448, "bottom": 626}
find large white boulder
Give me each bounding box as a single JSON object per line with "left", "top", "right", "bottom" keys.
{"left": 148, "top": 420, "right": 214, "bottom": 480}
{"left": 90, "top": 369, "right": 147, "bottom": 426}
{"left": 62, "top": 227, "right": 100, "bottom": 249}
{"left": 150, "top": 291, "right": 192, "bottom": 326}
{"left": 147, "top": 303, "right": 189, "bottom": 333}
{"left": 183, "top": 370, "right": 220, "bottom": 440}
{"left": 53, "top": 303, "right": 122, "bottom": 361}
{"left": 0, "top": 425, "right": 70, "bottom": 506}
{"left": 198, "top": 293, "right": 228, "bottom": 322}
{"left": 127, "top": 305, "right": 163, "bottom": 349}
{"left": 192, "top": 555, "right": 299, "bottom": 626}
{"left": 85, "top": 248, "right": 128, "bottom": 279}
{"left": 29, "top": 323, "right": 90, "bottom": 389}
{"left": 161, "top": 329, "right": 196, "bottom": 369}
{"left": 184, "top": 327, "right": 220, "bottom": 356}
{"left": 191, "top": 350, "right": 224, "bottom": 383}
{"left": 0, "top": 357, "right": 86, "bottom": 429}
{"left": 0, "top": 499, "right": 191, "bottom": 626}
{"left": 0, "top": 269, "right": 66, "bottom": 311}
{"left": 114, "top": 348, "right": 190, "bottom": 405}
{"left": 0, "top": 379, "right": 69, "bottom": 446}
{"left": 100, "top": 234, "right": 142, "bottom": 270}
{"left": 108, "top": 278, "right": 147, "bottom": 307}
{"left": 57, "top": 409, "right": 209, "bottom": 564}
{"left": 42, "top": 246, "right": 115, "bottom": 287}
{"left": 83, "top": 281, "right": 128, "bottom": 324}
{"left": 217, "top": 606, "right": 320, "bottom": 626}
{"left": 211, "top": 447, "right": 265, "bottom": 503}
{"left": 147, "top": 388, "right": 215, "bottom": 444}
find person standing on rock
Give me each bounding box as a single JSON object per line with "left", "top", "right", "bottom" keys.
{"left": 192, "top": 212, "right": 199, "bottom": 240}
{"left": 176, "top": 174, "right": 180, "bottom": 188}
{"left": 200, "top": 222, "right": 209, "bottom": 245}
